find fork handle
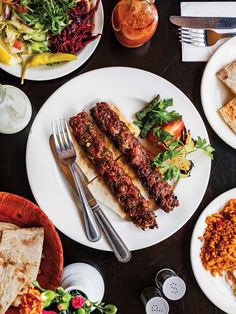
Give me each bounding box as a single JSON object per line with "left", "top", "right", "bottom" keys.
{"left": 69, "top": 163, "right": 101, "bottom": 242}
{"left": 220, "top": 32, "right": 236, "bottom": 38}
{"left": 93, "top": 208, "right": 132, "bottom": 263}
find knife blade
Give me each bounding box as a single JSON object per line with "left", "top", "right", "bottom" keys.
{"left": 50, "top": 135, "right": 131, "bottom": 263}
{"left": 170, "top": 16, "right": 236, "bottom": 29}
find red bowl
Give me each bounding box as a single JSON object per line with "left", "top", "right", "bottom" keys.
{"left": 0, "top": 192, "right": 64, "bottom": 314}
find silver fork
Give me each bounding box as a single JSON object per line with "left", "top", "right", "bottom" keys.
{"left": 52, "top": 119, "right": 101, "bottom": 242}
{"left": 179, "top": 27, "right": 236, "bottom": 47}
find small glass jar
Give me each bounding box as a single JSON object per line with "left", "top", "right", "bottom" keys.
{"left": 0, "top": 84, "right": 32, "bottom": 134}
{"left": 111, "top": 0, "right": 158, "bottom": 48}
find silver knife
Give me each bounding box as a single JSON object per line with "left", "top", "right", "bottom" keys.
{"left": 74, "top": 164, "right": 132, "bottom": 263}
{"left": 170, "top": 16, "right": 236, "bottom": 29}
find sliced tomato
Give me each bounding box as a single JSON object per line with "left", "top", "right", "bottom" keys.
{"left": 163, "top": 118, "right": 185, "bottom": 139}
{"left": 147, "top": 130, "right": 157, "bottom": 143}
{"left": 17, "top": 4, "right": 28, "bottom": 13}
{"left": 13, "top": 39, "right": 24, "bottom": 50}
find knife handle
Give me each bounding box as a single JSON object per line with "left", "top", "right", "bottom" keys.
{"left": 93, "top": 208, "right": 132, "bottom": 263}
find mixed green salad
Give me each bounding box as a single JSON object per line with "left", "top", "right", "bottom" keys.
{"left": 134, "top": 95, "right": 215, "bottom": 183}
{"left": 0, "top": 0, "right": 75, "bottom": 55}
{"left": 0, "top": 0, "right": 99, "bottom": 79}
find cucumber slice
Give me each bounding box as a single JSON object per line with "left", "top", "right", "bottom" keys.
{"left": 30, "top": 42, "right": 48, "bottom": 53}
{"left": 31, "top": 32, "right": 46, "bottom": 42}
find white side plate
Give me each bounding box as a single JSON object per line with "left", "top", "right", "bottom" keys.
{"left": 201, "top": 36, "right": 236, "bottom": 149}
{"left": 191, "top": 188, "right": 236, "bottom": 314}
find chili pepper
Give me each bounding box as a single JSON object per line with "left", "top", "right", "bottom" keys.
{"left": 21, "top": 52, "right": 77, "bottom": 84}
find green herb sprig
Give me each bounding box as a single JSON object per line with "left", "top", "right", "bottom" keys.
{"left": 134, "top": 97, "right": 182, "bottom": 138}
{"left": 195, "top": 136, "right": 215, "bottom": 159}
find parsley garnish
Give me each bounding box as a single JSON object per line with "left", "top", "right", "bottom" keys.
{"left": 153, "top": 151, "right": 182, "bottom": 183}
{"left": 153, "top": 150, "right": 182, "bottom": 166}
{"left": 162, "top": 163, "right": 181, "bottom": 182}
{"left": 195, "top": 136, "right": 215, "bottom": 159}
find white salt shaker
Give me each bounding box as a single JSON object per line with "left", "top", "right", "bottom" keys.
{"left": 155, "top": 268, "right": 186, "bottom": 301}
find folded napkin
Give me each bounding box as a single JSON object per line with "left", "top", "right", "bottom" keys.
{"left": 181, "top": 2, "right": 236, "bottom": 62}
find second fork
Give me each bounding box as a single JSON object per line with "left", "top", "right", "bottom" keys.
{"left": 179, "top": 27, "right": 236, "bottom": 47}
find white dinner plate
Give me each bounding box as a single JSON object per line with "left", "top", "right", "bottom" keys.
{"left": 26, "top": 67, "right": 211, "bottom": 251}
{"left": 191, "top": 188, "right": 236, "bottom": 314}
{"left": 201, "top": 37, "right": 236, "bottom": 149}
{"left": 0, "top": 1, "right": 103, "bottom": 81}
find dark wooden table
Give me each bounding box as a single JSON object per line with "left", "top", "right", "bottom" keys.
{"left": 1, "top": 0, "right": 235, "bottom": 313}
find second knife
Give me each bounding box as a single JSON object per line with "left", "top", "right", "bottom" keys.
{"left": 170, "top": 16, "right": 236, "bottom": 29}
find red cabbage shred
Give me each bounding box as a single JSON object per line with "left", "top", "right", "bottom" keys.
{"left": 49, "top": 0, "right": 100, "bottom": 54}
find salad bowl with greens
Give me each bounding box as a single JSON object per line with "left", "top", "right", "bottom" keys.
{"left": 0, "top": 0, "right": 104, "bottom": 81}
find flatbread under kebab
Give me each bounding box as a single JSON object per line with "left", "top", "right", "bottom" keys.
{"left": 0, "top": 258, "right": 28, "bottom": 314}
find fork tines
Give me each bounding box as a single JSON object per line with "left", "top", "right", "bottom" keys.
{"left": 52, "top": 119, "right": 74, "bottom": 154}
{"left": 178, "top": 27, "right": 206, "bottom": 46}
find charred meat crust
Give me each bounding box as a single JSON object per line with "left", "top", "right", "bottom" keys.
{"left": 90, "top": 102, "right": 179, "bottom": 212}
{"left": 69, "top": 112, "right": 157, "bottom": 229}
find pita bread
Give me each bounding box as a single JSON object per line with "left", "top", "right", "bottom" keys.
{"left": 0, "top": 258, "right": 28, "bottom": 314}
{"left": 13, "top": 227, "right": 44, "bottom": 306}
{"left": 88, "top": 176, "right": 125, "bottom": 218}
{"left": 218, "top": 97, "right": 236, "bottom": 134}
{"left": 0, "top": 222, "right": 18, "bottom": 232}
{"left": 0, "top": 227, "right": 44, "bottom": 307}
{"left": 0, "top": 229, "right": 30, "bottom": 274}
{"left": 217, "top": 61, "right": 236, "bottom": 94}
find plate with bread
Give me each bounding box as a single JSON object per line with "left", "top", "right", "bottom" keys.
{"left": 0, "top": 192, "right": 63, "bottom": 314}
{"left": 201, "top": 36, "right": 236, "bottom": 149}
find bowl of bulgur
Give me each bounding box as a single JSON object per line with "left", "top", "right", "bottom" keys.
{"left": 191, "top": 188, "right": 236, "bottom": 314}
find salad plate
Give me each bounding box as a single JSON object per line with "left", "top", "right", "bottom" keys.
{"left": 201, "top": 36, "right": 236, "bottom": 149}
{"left": 0, "top": 0, "right": 104, "bottom": 81}
{"left": 191, "top": 188, "right": 236, "bottom": 314}
{"left": 26, "top": 67, "right": 211, "bottom": 251}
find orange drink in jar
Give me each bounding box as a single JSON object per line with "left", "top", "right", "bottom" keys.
{"left": 111, "top": 0, "right": 158, "bottom": 48}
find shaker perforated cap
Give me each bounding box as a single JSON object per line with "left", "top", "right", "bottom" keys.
{"left": 155, "top": 268, "right": 186, "bottom": 301}
{"left": 162, "top": 276, "right": 186, "bottom": 301}
{"left": 146, "top": 297, "right": 169, "bottom": 314}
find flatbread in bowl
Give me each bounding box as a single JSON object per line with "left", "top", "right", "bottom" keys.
{"left": 0, "top": 192, "right": 64, "bottom": 314}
